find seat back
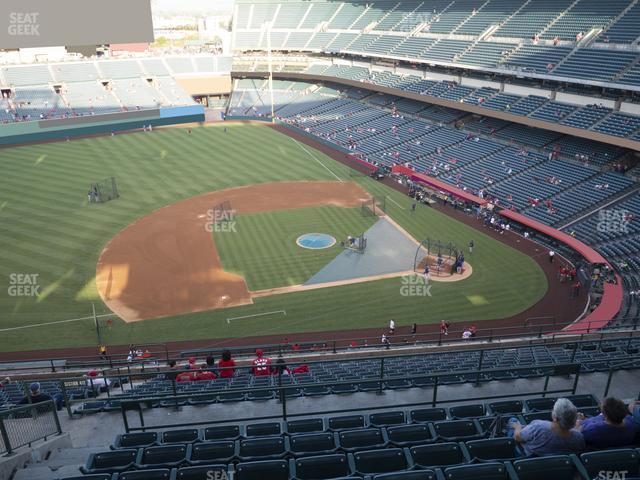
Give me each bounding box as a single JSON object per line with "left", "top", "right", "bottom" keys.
{"left": 115, "top": 432, "right": 158, "bottom": 448}
{"left": 290, "top": 433, "right": 336, "bottom": 454}
{"left": 338, "top": 428, "right": 385, "bottom": 449}
{"left": 488, "top": 400, "right": 523, "bottom": 415}
{"left": 443, "top": 462, "right": 511, "bottom": 480}
{"left": 449, "top": 404, "right": 486, "bottom": 419}
{"left": 565, "top": 394, "right": 598, "bottom": 408}
{"left": 410, "top": 408, "right": 447, "bottom": 423}
{"left": 191, "top": 441, "right": 236, "bottom": 462}
{"left": 525, "top": 397, "right": 556, "bottom": 412}
{"left": 245, "top": 422, "right": 281, "bottom": 437}
{"left": 141, "top": 445, "right": 188, "bottom": 465}
{"left": 580, "top": 449, "right": 640, "bottom": 477}
{"left": 89, "top": 449, "right": 138, "bottom": 470}
{"left": 433, "top": 420, "right": 480, "bottom": 440}
{"left": 203, "top": 425, "right": 240, "bottom": 440}
{"left": 465, "top": 438, "right": 518, "bottom": 460}
{"left": 286, "top": 418, "right": 324, "bottom": 434}
{"left": 409, "top": 442, "right": 466, "bottom": 467}
{"left": 162, "top": 429, "right": 199, "bottom": 444}
{"left": 292, "top": 453, "right": 351, "bottom": 480}
{"left": 235, "top": 460, "right": 289, "bottom": 480}
{"left": 328, "top": 415, "right": 365, "bottom": 430}
{"left": 118, "top": 469, "right": 172, "bottom": 480}
{"left": 369, "top": 411, "right": 406, "bottom": 426}
{"left": 386, "top": 424, "right": 434, "bottom": 445}
{"left": 175, "top": 465, "right": 227, "bottom": 480}
{"left": 512, "top": 455, "right": 578, "bottom": 480}
{"left": 372, "top": 471, "right": 438, "bottom": 480}
{"left": 353, "top": 448, "right": 408, "bottom": 474}
{"left": 239, "top": 436, "right": 286, "bottom": 459}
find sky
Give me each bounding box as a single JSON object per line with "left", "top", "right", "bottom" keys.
{"left": 151, "top": 0, "right": 235, "bottom": 17}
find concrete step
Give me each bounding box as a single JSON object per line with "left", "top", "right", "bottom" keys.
{"left": 13, "top": 464, "right": 82, "bottom": 480}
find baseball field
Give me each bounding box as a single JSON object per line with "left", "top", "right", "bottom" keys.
{"left": 0, "top": 123, "right": 549, "bottom": 354}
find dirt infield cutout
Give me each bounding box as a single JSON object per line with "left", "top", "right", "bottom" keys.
{"left": 96, "top": 181, "right": 371, "bottom": 322}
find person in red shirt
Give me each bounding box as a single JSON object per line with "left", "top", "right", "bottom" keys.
{"left": 217, "top": 350, "right": 236, "bottom": 378}
{"left": 187, "top": 357, "right": 197, "bottom": 369}
{"left": 195, "top": 369, "right": 216, "bottom": 381}
{"left": 252, "top": 349, "right": 271, "bottom": 376}
{"left": 176, "top": 370, "right": 197, "bottom": 382}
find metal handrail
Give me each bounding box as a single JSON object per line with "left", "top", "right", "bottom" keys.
{"left": 2, "top": 321, "right": 639, "bottom": 376}
{"left": 117, "top": 362, "right": 582, "bottom": 433}
{"left": 0, "top": 400, "right": 62, "bottom": 455}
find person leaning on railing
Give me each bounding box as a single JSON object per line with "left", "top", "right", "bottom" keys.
{"left": 18, "top": 382, "right": 64, "bottom": 411}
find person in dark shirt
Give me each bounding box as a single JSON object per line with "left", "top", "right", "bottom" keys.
{"left": 19, "top": 382, "right": 63, "bottom": 410}
{"left": 577, "top": 397, "right": 638, "bottom": 449}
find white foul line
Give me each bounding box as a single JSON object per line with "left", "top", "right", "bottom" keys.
{"left": 387, "top": 197, "right": 405, "bottom": 209}
{"left": 226, "top": 310, "right": 287, "bottom": 324}
{"left": 0, "top": 313, "right": 114, "bottom": 332}
{"left": 291, "top": 138, "right": 343, "bottom": 182}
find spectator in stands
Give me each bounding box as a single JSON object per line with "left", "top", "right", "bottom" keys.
{"left": 218, "top": 350, "right": 236, "bottom": 378}
{"left": 187, "top": 357, "right": 197, "bottom": 369}
{"left": 508, "top": 398, "right": 585, "bottom": 456}
{"left": 252, "top": 349, "right": 272, "bottom": 376}
{"left": 195, "top": 367, "right": 216, "bottom": 381}
{"left": 176, "top": 370, "right": 198, "bottom": 383}
{"left": 164, "top": 360, "right": 180, "bottom": 381}
{"left": 381, "top": 333, "right": 391, "bottom": 349}
{"left": 440, "top": 320, "right": 450, "bottom": 336}
{"left": 629, "top": 401, "right": 640, "bottom": 428}
{"left": 577, "top": 397, "right": 638, "bottom": 448}
{"left": 19, "top": 382, "right": 64, "bottom": 411}
{"left": 571, "top": 281, "right": 581, "bottom": 298}
{"left": 0, "top": 377, "right": 10, "bottom": 390}
{"left": 273, "top": 358, "right": 291, "bottom": 375}
{"left": 84, "top": 370, "right": 111, "bottom": 392}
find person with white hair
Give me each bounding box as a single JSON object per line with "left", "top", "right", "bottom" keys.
{"left": 507, "top": 398, "right": 585, "bottom": 456}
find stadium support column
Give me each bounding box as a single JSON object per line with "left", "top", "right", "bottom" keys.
{"left": 266, "top": 21, "right": 276, "bottom": 123}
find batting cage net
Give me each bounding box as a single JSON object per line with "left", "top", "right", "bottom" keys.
{"left": 89, "top": 177, "right": 119, "bottom": 203}
{"left": 361, "top": 196, "right": 386, "bottom": 217}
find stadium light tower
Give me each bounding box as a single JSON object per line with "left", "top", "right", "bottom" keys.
{"left": 264, "top": 21, "right": 276, "bottom": 122}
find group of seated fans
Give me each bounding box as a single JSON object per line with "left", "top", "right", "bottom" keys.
{"left": 168, "top": 349, "right": 308, "bottom": 382}
{"left": 509, "top": 397, "right": 640, "bottom": 456}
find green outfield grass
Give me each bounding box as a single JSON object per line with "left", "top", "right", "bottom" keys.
{"left": 215, "top": 206, "right": 376, "bottom": 291}
{"left": 0, "top": 124, "right": 547, "bottom": 353}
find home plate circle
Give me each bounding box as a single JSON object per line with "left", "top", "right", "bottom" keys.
{"left": 296, "top": 233, "right": 336, "bottom": 250}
